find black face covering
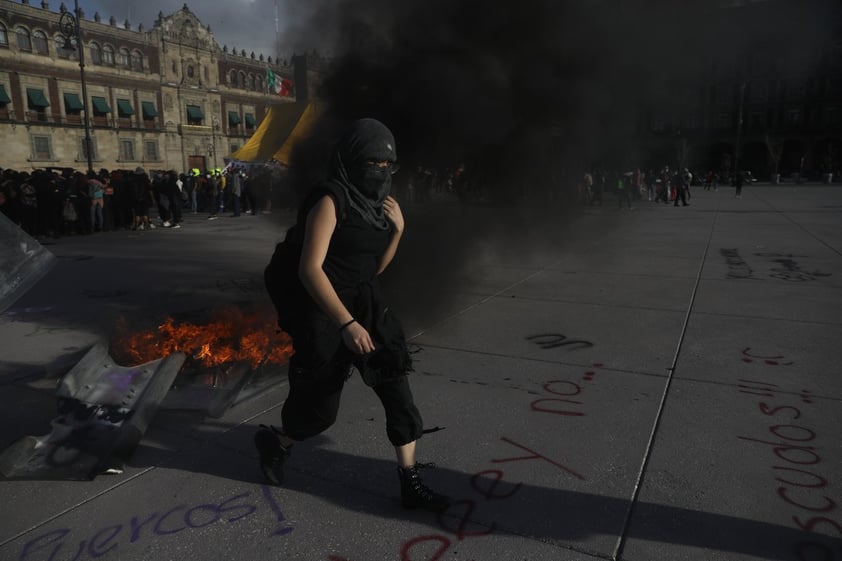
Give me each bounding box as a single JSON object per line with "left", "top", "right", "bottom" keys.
{"left": 348, "top": 164, "right": 393, "bottom": 201}
{"left": 329, "top": 118, "right": 397, "bottom": 230}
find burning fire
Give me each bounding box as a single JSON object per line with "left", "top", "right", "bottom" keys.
{"left": 111, "top": 309, "right": 292, "bottom": 369}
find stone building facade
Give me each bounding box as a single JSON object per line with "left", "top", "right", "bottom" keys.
{"left": 633, "top": 0, "right": 842, "bottom": 181}
{"left": 0, "top": 1, "right": 313, "bottom": 173}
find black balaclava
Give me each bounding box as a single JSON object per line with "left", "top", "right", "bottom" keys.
{"left": 329, "top": 118, "right": 397, "bottom": 230}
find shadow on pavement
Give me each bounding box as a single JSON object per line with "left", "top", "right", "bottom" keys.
{"left": 126, "top": 422, "right": 835, "bottom": 561}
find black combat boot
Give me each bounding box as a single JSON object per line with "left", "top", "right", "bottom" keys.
{"left": 254, "top": 424, "right": 291, "bottom": 486}
{"left": 397, "top": 464, "right": 450, "bottom": 513}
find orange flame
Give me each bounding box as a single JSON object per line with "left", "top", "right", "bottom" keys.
{"left": 111, "top": 308, "right": 292, "bottom": 369}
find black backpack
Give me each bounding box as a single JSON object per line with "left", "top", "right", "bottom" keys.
{"left": 264, "top": 225, "right": 306, "bottom": 335}
{"left": 264, "top": 184, "right": 346, "bottom": 336}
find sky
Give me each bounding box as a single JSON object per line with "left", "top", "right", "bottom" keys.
{"left": 75, "top": 0, "right": 320, "bottom": 59}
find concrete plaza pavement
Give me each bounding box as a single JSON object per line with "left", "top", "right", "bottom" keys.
{"left": 0, "top": 183, "right": 840, "bottom": 561}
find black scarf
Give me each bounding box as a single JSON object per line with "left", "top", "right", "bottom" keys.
{"left": 328, "top": 118, "right": 397, "bottom": 230}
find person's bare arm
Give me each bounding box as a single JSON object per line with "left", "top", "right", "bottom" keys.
{"left": 377, "top": 195, "right": 404, "bottom": 274}
{"left": 299, "top": 195, "right": 376, "bottom": 354}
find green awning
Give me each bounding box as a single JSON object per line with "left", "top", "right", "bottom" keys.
{"left": 228, "top": 111, "right": 241, "bottom": 125}
{"left": 0, "top": 85, "right": 11, "bottom": 104}
{"left": 186, "top": 105, "right": 204, "bottom": 120}
{"left": 117, "top": 99, "right": 134, "bottom": 117}
{"left": 141, "top": 101, "right": 158, "bottom": 118}
{"left": 244, "top": 113, "right": 256, "bottom": 127}
{"left": 91, "top": 96, "right": 111, "bottom": 114}
{"left": 63, "top": 92, "right": 83, "bottom": 111}
{"left": 26, "top": 88, "right": 50, "bottom": 108}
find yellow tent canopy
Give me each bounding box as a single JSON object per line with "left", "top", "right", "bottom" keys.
{"left": 227, "top": 102, "right": 321, "bottom": 165}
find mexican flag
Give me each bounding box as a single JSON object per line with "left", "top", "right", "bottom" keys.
{"left": 267, "top": 69, "right": 294, "bottom": 97}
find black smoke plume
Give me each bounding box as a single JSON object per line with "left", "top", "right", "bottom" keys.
{"left": 287, "top": 0, "right": 839, "bottom": 196}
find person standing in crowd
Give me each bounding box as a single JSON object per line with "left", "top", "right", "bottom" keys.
{"left": 217, "top": 171, "right": 227, "bottom": 215}
{"left": 617, "top": 172, "right": 632, "bottom": 209}
{"left": 229, "top": 169, "right": 242, "bottom": 217}
{"left": 60, "top": 172, "right": 81, "bottom": 235}
{"left": 87, "top": 171, "right": 106, "bottom": 232}
{"left": 734, "top": 171, "right": 743, "bottom": 198}
{"left": 592, "top": 169, "right": 605, "bottom": 206}
{"left": 161, "top": 170, "right": 182, "bottom": 228}
{"left": 632, "top": 168, "right": 643, "bottom": 201}
{"left": 102, "top": 170, "right": 117, "bottom": 231}
{"left": 582, "top": 170, "right": 594, "bottom": 204}
{"left": 243, "top": 170, "right": 258, "bottom": 215}
{"left": 111, "top": 170, "right": 133, "bottom": 230}
{"left": 673, "top": 168, "right": 689, "bottom": 207}
{"left": 452, "top": 163, "right": 469, "bottom": 214}
{"left": 206, "top": 172, "right": 219, "bottom": 220}
{"left": 186, "top": 171, "right": 198, "bottom": 214}
{"left": 258, "top": 118, "right": 450, "bottom": 513}
{"left": 655, "top": 166, "right": 670, "bottom": 204}
{"left": 42, "top": 170, "right": 65, "bottom": 237}
{"left": 645, "top": 169, "right": 656, "bottom": 201}
{"left": 18, "top": 172, "right": 38, "bottom": 236}
{"left": 681, "top": 168, "right": 693, "bottom": 201}
{"left": 132, "top": 167, "right": 154, "bottom": 231}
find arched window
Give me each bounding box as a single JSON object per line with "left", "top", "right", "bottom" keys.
{"left": 247, "top": 73, "right": 255, "bottom": 90}
{"left": 239, "top": 71, "right": 246, "bottom": 89}
{"left": 55, "top": 35, "right": 73, "bottom": 58}
{"left": 102, "top": 44, "right": 114, "bottom": 65}
{"left": 0, "top": 23, "right": 8, "bottom": 47}
{"left": 15, "top": 26, "right": 31, "bottom": 51}
{"left": 32, "top": 30, "right": 48, "bottom": 54}
{"left": 130, "top": 50, "right": 143, "bottom": 71}
{"left": 89, "top": 41, "right": 102, "bottom": 64}
{"left": 230, "top": 69, "right": 238, "bottom": 86}
{"left": 187, "top": 65, "right": 194, "bottom": 78}
{"left": 118, "top": 47, "right": 130, "bottom": 67}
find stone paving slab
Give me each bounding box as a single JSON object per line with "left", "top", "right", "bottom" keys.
{"left": 413, "top": 296, "right": 686, "bottom": 374}
{"left": 499, "top": 269, "right": 694, "bottom": 312}
{"left": 678, "top": 314, "right": 842, "bottom": 398}
{"left": 621, "top": 377, "right": 842, "bottom": 561}
{"left": 1, "top": 186, "right": 840, "bottom": 561}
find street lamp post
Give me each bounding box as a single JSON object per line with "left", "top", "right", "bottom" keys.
{"left": 207, "top": 141, "right": 216, "bottom": 170}
{"left": 734, "top": 80, "right": 746, "bottom": 182}
{"left": 210, "top": 116, "right": 219, "bottom": 169}
{"left": 59, "top": 0, "right": 93, "bottom": 173}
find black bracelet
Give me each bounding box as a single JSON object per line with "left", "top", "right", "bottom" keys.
{"left": 339, "top": 318, "right": 356, "bottom": 332}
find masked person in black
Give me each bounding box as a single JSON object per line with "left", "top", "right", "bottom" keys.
{"left": 257, "top": 118, "right": 449, "bottom": 513}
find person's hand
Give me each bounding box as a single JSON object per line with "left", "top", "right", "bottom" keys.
{"left": 383, "top": 196, "right": 404, "bottom": 233}
{"left": 341, "top": 320, "right": 376, "bottom": 355}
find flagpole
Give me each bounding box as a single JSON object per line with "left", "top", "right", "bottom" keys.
{"left": 275, "top": 0, "right": 280, "bottom": 64}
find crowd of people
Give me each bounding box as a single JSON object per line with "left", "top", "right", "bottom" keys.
{"left": 2, "top": 159, "right": 758, "bottom": 240}
{"left": 580, "top": 167, "right": 749, "bottom": 208}
{"left": 0, "top": 165, "right": 268, "bottom": 239}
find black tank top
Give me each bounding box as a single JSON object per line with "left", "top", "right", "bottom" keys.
{"left": 297, "top": 183, "right": 391, "bottom": 292}
{"left": 286, "top": 183, "right": 410, "bottom": 377}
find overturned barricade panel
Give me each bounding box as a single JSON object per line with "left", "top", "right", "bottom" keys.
{"left": 0, "top": 309, "right": 293, "bottom": 481}
{"left": 0, "top": 341, "right": 185, "bottom": 480}
{"left": 0, "top": 212, "right": 55, "bottom": 314}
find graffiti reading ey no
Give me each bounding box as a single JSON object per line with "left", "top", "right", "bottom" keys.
{"left": 354, "top": 366, "right": 600, "bottom": 561}
{"left": 526, "top": 334, "right": 593, "bottom": 351}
